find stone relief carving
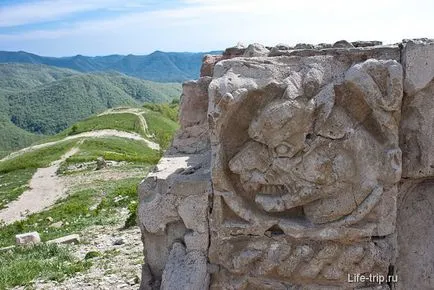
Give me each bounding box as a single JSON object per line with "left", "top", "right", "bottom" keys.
{"left": 208, "top": 55, "right": 402, "bottom": 286}
{"left": 210, "top": 56, "right": 402, "bottom": 235}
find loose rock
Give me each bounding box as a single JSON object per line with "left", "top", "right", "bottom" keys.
{"left": 15, "top": 232, "right": 41, "bottom": 245}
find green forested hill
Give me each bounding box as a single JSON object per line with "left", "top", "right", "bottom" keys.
{"left": 7, "top": 74, "right": 138, "bottom": 134}
{"left": 0, "top": 63, "right": 79, "bottom": 91}
{"left": 102, "top": 73, "right": 182, "bottom": 103}
{"left": 0, "top": 63, "right": 181, "bottom": 151}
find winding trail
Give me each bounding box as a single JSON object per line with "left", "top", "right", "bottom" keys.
{"left": 0, "top": 147, "right": 79, "bottom": 225}
{"left": 1, "top": 129, "right": 160, "bottom": 162}
{"left": 0, "top": 108, "right": 161, "bottom": 225}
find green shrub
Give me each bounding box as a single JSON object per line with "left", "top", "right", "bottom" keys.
{"left": 69, "top": 124, "right": 79, "bottom": 135}
{"left": 124, "top": 201, "right": 138, "bottom": 229}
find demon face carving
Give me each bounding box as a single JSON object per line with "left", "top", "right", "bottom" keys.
{"left": 224, "top": 59, "right": 403, "bottom": 225}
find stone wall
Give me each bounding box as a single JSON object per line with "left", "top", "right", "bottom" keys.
{"left": 138, "top": 39, "right": 434, "bottom": 289}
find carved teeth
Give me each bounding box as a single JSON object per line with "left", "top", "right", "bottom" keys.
{"left": 260, "top": 184, "right": 286, "bottom": 195}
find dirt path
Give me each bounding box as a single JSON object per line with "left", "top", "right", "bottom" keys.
{"left": 0, "top": 147, "right": 79, "bottom": 225}
{"left": 1, "top": 129, "right": 160, "bottom": 162}
{"left": 0, "top": 108, "right": 160, "bottom": 224}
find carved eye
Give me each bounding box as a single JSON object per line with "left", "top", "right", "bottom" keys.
{"left": 275, "top": 144, "right": 291, "bottom": 156}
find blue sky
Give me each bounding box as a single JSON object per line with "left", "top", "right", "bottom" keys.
{"left": 0, "top": 0, "right": 433, "bottom": 56}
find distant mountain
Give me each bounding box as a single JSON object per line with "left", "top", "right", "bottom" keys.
{"left": 0, "top": 64, "right": 182, "bottom": 149}
{"left": 0, "top": 50, "right": 222, "bottom": 82}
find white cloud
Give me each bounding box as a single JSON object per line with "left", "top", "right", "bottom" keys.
{"left": 0, "top": 0, "right": 145, "bottom": 27}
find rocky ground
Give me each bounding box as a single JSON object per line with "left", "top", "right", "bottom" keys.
{"left": 15, "top": 210, "right": 143, "bottom": 290}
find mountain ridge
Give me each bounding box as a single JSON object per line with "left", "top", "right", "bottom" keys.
{"left": 0, "top": 50, "right": 222, "bottom": 82}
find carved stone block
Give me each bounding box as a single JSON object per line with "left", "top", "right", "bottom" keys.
{"left": 208, "top": 53, "right": 403, "bottom": 286}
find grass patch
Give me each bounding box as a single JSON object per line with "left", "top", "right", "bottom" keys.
{"left": 41, "top": 112, "right": 145, "bottom": 144}
{"left": 65, "top": 137, "right": 160, "bottom": 164}
{"left": 66, "top": 113, "right": 145, "bottom": 137}
{"left": 143, "top": 102, "right": 179, "bottom": 122}
{"left": 0, "top": 140, "right": 77, "bottom": 173}
{"left": 0, "top": 243, "right": 91, "bottom": 289}
{"left": 0, "top": 178, "right": 142, "bottom": 247}
{"left": 143, "top": 111, "right": 179, "bottom": 150}
{"left": 144, "top": 111, "right": 179, "bottom": 133}
{"left": 0, "top": 168, "right": 36, "bottom": 209}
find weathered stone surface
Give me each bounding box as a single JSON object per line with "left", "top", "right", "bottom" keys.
{"left": 402, "top": 39, "right": 434, "bottom": 95}
{"left": 274, "top": 43, "right": 292, "bottom": 50}
{"left": 333, "top": 40, "right": 354, "bottom": 48}
{"left": 210, "top": 236, "right": 392, "bottom": 288}
{"left": 184, "top": 231, "right": 208, "bottom": 252}
{"left": 294, "top": 43, "right": 315, "bottom": 49}
{"left": 161, "top": 243, "right": 209, "bottom": 290}
{"left": 352, "top": 40, "right": 383, "bottom": 47}
{"left": 171, "top": 77, "right": 211, "bottom": 154}
{"left": 138, "top": 39, "right": 434, "bottom": 290}
{"left": 315, "top": 43, "right": 332, "bottom": 49}
{"left": 138, "top": 153, "right": 210, "bottom": 234}
{"left": 141, "top": 222, "right": 187, "bottom": 285}
{"left": 400, "top": 39, "right": 434, "bottom": 178}
{"left": 200, "top": 55, "right": 223, "bottom": 77}
{"left": 47, "top": 234, "right": 80, "bottom": 244}
{"left": 179, "top": 78, "right": 210, "bottom": 129}
{"left": 243, "top": 43, "right": 269, "bottom": 57}
{"left": 178, "top": 194, "right": 208, "bottom": 234}
{"left": 223, "top": 43, "right": 246, "bottom": 58}
{"left": 138, "top": 152, "right": 211, "bottom": 286}
{"left": 396, "top": 180, "right": 434, "bottom": 289}
{"left": 16, "top": 232, "right": 41, "bottom": 245}
{"left": 270, "top": 44, "right": 400, "bottom": 62}
{"left": 269, "top": 44, "right": 292, "bottom": 56}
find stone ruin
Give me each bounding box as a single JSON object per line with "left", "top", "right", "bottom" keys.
{"left": 138, "top": 39, "right": 434, "bottom": 289}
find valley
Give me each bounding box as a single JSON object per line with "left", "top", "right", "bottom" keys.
{"left": 0, "top": 63, "right": 181, "bottom": 154}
